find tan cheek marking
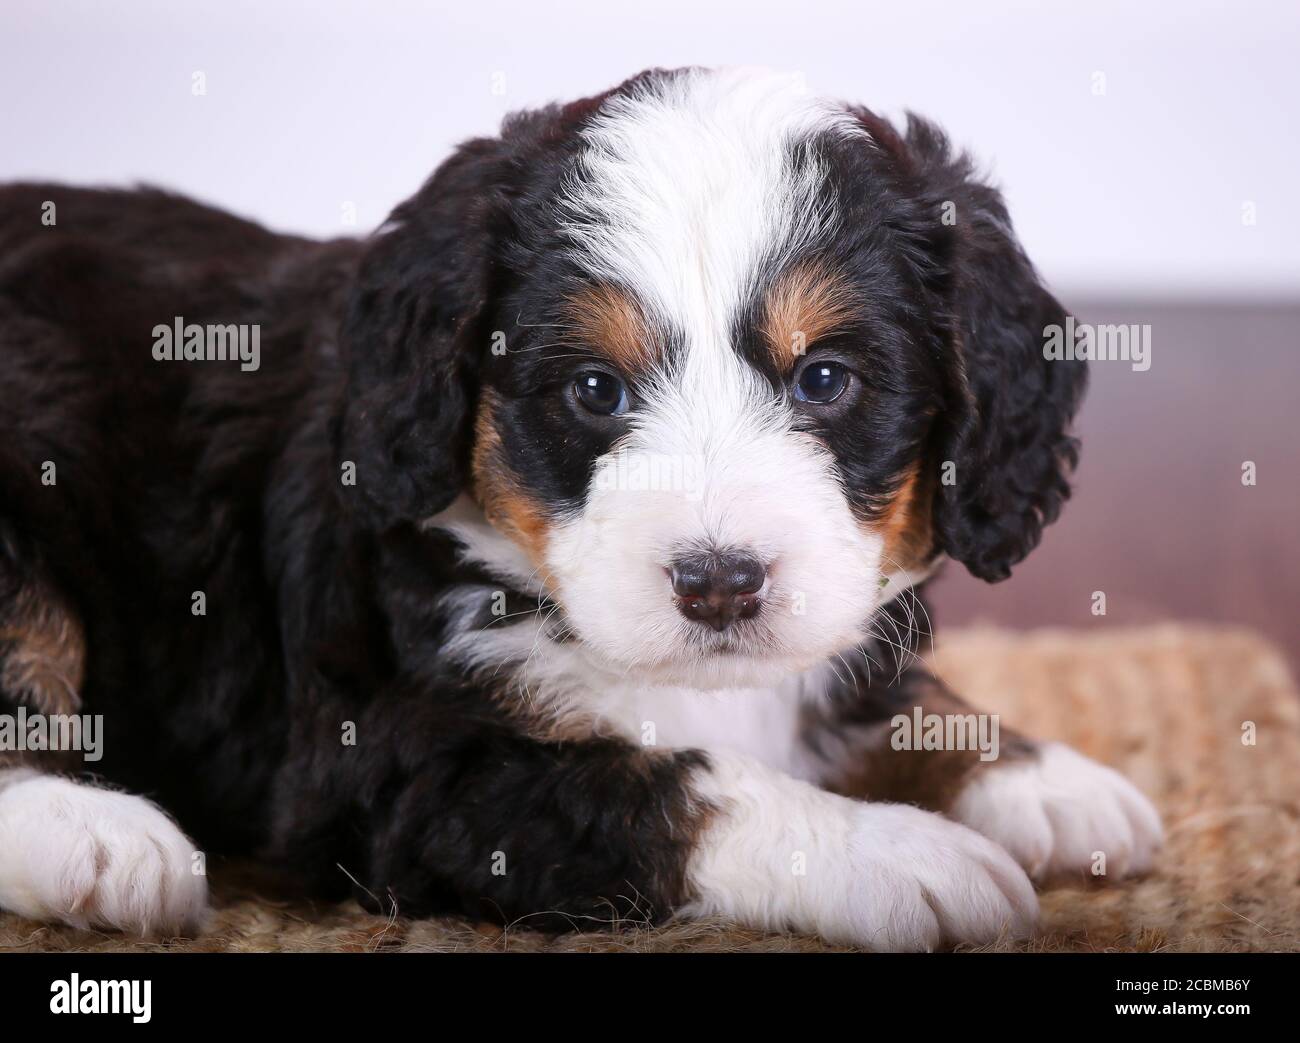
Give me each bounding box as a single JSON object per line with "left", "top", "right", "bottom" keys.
{"left": 762, "top": 262, "right": 860, "bottom": 374}
{"left": 566, "top": 284, "right": 657, "bottom": 374}
{"left": 870, "top": 465, "right": 936, "bottom": 575}
{"left": 470, "top": 390, "right": 553, "bottom": 569}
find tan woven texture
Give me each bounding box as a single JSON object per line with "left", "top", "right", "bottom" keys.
{"left": 3, "top": 624, "right": 1297, "bottom": 952}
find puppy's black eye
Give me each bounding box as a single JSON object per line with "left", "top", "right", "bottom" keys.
{"left": 573, "top": 371, "right": 629, "bottom": 416}
{"left": 794, "top": 361, "right": 849, "bottom": 404}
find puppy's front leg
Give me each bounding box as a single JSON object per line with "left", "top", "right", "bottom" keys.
{"left": 686, "top": 751, "right": 1037, "bottom": 949}
{"left": 314, "top": 719, "right": 1035, "bottom": 950}
{"left": 810, "top": 667, "right": 1163, "bottom": 882}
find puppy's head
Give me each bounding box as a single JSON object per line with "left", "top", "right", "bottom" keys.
{"left": 336, "top": 68, "right": 1086, "bottom": 688}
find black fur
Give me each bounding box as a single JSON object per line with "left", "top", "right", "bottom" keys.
{"left": 893, "top": 115, "right": 1086, "bottom": 581}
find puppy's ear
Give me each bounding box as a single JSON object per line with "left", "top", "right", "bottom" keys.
{"left": 898, "top": 116, "right": 1088, "bottom": 582}
{"left": 334, "top": 137, "right": 509, "bottom": 530}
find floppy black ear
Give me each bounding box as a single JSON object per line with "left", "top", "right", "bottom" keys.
{"left": 334, "top": 137, "right": 509, "bottom": 531}
{"left": 903, "top": 116, "right": 1088, "bottom": 582}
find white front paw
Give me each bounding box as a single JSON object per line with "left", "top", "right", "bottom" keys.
{"left": 951, "top": 742, "right": 1163, "bottom": 881}
{"left": 0, "top": 774, "right": 209, "bottom": 935}
{"left": 840, "top": 803, "right": 1039, "bottom": 950}
{"left": 688, "top": 753, "right": 1038, "bottom": 951}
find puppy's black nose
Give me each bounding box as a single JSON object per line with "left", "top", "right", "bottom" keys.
{"left": 669, "top": 551, "right": 766, "bottom": 632}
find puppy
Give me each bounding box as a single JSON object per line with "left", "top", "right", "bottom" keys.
{"left": 0, "top": 67, "right": 1161, "bottom": 949}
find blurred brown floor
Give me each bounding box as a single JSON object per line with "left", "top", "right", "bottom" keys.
{"left": 929, "top": 299, "right": 1300, "bottom": 669}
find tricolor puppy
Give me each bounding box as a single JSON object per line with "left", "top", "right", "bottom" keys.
{"left": 0, "top": 67, "right": 1161, "bottom": 949}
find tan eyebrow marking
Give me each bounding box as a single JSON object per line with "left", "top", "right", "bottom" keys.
{"left": 761, "top": 261, "right": 860, "bottom": 373}
{"left": 565, "top": 284, "right": 659, "bottom": 373}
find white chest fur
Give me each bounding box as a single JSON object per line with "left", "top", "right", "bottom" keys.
{"left": 446, "top": 613, "right": 831, "bottom": 781}
{"left": 578, "top": 677, "right": 825, "bottom": 781}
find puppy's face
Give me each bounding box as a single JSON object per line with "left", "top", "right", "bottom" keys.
{"left": 471, "top": 72, "right": 945, "bottom": 688}
{"left": 339, "top": 68, "right": 1085, "bottom": 690}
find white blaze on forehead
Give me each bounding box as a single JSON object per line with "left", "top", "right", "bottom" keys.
{"left": 561, "top": 66, "right": 865, "bottom": 523}
{"left": 561, "top": 67, "right": 862, "bottom": 347}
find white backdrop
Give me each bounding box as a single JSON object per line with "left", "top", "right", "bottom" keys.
{"left": 4, "top": 0, "right": 1297, "bottom": 298}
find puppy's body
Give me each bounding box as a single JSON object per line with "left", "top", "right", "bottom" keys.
{"left": 0, "top": 68, "right": 1161, "bottom": 947}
